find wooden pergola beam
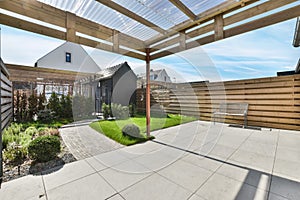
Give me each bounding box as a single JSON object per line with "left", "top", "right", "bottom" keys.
{"left": 66, "top": 12, "right": 76, "bottom": 42}
{"left": 0, "top": 13, "right": 145, "bottom": 60}
{"left": 168, "top": 0, "right": 197, "bottom": 20}
{"left": 293, "top": 17, "right": 300, "bottom": 47}
{"left": 0, "top": 13, "right": 66, "bottom": 40}
{"left": 151, "top": 5, "right": 300, "bottom": 60}
{"left": 0, "top": 0, "right": 146, "bottom": 54}
{"left": 214, "top": 14, "right": 224, "bottom": 41}
{"left": 146, "top": 0, "right": 258, "bottom": 46}
{"left": 150, "top": 0, "right": 297, "bottom": 54}
{"left": 113, "top": 30, "right": 120, "bottom": 53}
{"left": 95, "top": 0, "right": 166, "bottom": 34}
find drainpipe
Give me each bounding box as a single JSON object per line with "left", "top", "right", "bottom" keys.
{"left": 146, "top": 48, "right": 151, "bottom": 137}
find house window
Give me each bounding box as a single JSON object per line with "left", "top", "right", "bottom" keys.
{"left": 164, "top": 76, "right": 167, "bottom": 82}
{"left": 66, "top": 52, "right": 71, "bottom": 63}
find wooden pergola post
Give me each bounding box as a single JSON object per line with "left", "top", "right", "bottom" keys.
{"left": 146, "top": 48, "right": 151, "bottom": 137}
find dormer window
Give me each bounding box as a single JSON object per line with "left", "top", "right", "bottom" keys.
{"left": 66, "top": 52, "right": 71, "bottom": 63}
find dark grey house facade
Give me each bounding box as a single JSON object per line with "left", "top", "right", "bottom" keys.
{"left": 94, "top": 62, "right": 137, "bottom": 112}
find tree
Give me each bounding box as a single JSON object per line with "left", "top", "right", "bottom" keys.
{"left": 28, "top": 92, "right": 38, "bottom": 121}
{"left": 20, "top": 92, "right": 27, "bottom": 121}
{"left": 65, "top": 95, "right": 73, "bottom": 118}
{"left": 14, "top": 90, "right": 21, "bottom": 122}
{"left": 59, "top": 94, "right": 66, "bottom": 118}
{"left": 37, "top": 93, "right": 46, "bottom": 111}
{"left": 48, "top": 92, "right": 60, "bottom": 118}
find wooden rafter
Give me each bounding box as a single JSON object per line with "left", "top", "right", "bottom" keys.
{"left": 95, "top": 0, "right": 166, "bottom": 34}
{"left": 146, "top": 0, "right": 259, "bottom": 46}
{"left": 0, "top": 0, "right": 146, "bottom": 56}
{"left": 150, "top": 5, "right": 300, "bottom": 60}
{"left": 294, "top": 17, "right": 300, "bottom": 47}
{"left": 150, "top": 0, "right": 298, "bottom": 53}
{"left": 168, "top": 0, "right": 197, "bottom": 20}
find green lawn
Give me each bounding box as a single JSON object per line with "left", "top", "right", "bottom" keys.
{"left": 89, "top": 114, "right": 196, "bottom": 146}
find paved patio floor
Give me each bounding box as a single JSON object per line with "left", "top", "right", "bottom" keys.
{"left": 1, "top": 121, "right": 300, "bottom": 200}
{"left": 60, "top": 125, "right": 123, "bottom": 160}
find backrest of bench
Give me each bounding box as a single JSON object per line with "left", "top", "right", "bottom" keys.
{"left": 219, "top": 102, "right": 248, "bottom": 115}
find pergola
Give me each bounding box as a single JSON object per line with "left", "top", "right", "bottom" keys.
{"left": 0, "top": 0, "right": 300, "bottom": 136}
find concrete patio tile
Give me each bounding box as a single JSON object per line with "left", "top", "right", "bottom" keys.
{"left": 107, "top": 194, "right": 125, "bottom": 200}
{"left": 120, "top": 173, "right": 192, "bottom": 200}
{"left": 247, "top": 130, "right": 278, "bottom": 146}
{"left": 133, "top": 150, "right": 182, "bottom": 172}
{"left": 0, "top": 175, "right": 45, "bottom": 200}
{"left": 85, "top": 156, "right": 108, "bottom": 171}
{"left": 196, "top": 173, "right": 269, "bottom": 200}
{"left": 216, "top": 163, "right": 271, "bottom": 191}
{"left": 278, "top": 133, "right": 300, "bottom": 151}
{"left": 110, "top": 157, "right": 152, "bottom": 173}
{"left": 199, "top": 143, "right": 237, "bottom": 160}
{"left": 269, "top": 175, "right": 300, "bottom": 200}
{"left": 99, "top": 160, "right": 152, "bottom": 192}
{"left": 43, "top": 159, "right": 96, "bottom": 190}
{"left": 157, "top": 159, "right": 213, "bottom": 192}
{"left": 273, "top": 159, "right": 300, "bottom": 181}
{"left": 180, "top": 154, "right": 223, "bottom": 172}
{"left": 94, "top": 149, "right": 130, "bottom": 167}
{"left": 276, "top": 147, "right": 300, "bottom": 163}
{"left": 120, "top": 141, "right": 163, "bottom": 155}
{"left": 27, "top": 195, "right": 47, "bottom": 200}
{"left": 228, "top": 149, "right": 274, "bottom": 173}
{"left": 268, "top": 193, "right": 289, "bottom": 200}
{"left": 188, "top": 194, "right": 206, "bottom": 200}
{"left": 214, "top": 133, "right": 249, "bottom": 149}
{"left": 239, "top": 140, "right": 276, "bottom": 157}
{"left": 47, "top": 173, "right": 116, "bottom": 200}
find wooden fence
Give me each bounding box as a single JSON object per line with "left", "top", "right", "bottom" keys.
{"left": 137, "top": 74, "right": 300, "bottom": 131}
{"left": 0, "top": 59, "right": 13, "bottom": 184}
{"left": 0, "top": 60, "right": 12, "bottom": 131}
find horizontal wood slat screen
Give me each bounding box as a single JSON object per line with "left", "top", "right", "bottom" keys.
{"left": 137, "top": 74, "right": 300, "bottom": 130}
{"left": 0, "top": 60, "right": 13, "bottom": 131}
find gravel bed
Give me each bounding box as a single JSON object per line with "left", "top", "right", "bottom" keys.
{"left": 2, "top": 137, "right": 77, "bottom": 183}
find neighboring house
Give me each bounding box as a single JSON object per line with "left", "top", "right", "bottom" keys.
{"left": 139, "top": 69, "right": 171, "bottom": 82}
{"left": 35, "top": 41, "right": 100, "bottom": 73}
{"left": 94, "top": 62, "right": 137, "bottom": 113}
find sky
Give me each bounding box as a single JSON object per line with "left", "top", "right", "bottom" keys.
{"left": 0, "top": 11, "right": 299, "bottom": 83}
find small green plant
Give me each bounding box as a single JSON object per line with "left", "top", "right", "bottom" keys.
{"left": 28, "top": 135, "right": 61, "bottom": 162}
{"left": 3, "top": 143, "right": 26, "bottom": 164}
{"left": 111, "top": 103, "right": 129, "bottom": 119}
{"left": 122, "top": 124, "right": 143, "bottom": 138}
{"left": 25, "top": 126, "right": 38, "bottom": 136}
{"left": 102, "top": 103, "right": 111, "bottom": 119}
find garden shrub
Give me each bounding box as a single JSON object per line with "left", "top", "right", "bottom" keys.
{"left": 102, "top": 103, "right": 111, "bottom": 119}
{"left": 3, "top": 143, "right": 26, "bottom": 164}
{"left": 111, "top": 103, "right": 129, "bottom": 119}
{"left": 28, "top": 135, "right": 61, "bottom": 162}
{"left": 19, "top": 132, "right": 32, "bottom": 148}
{"left": 37, "top": 109, "right": 54, "bottom": 123}
{"left": 25, "top": 126, "right": 38, "bottom": 136}
{"left": 122, "top": 124, "right": 143, "bottom": 138}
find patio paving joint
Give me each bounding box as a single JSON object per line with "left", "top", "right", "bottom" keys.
{"left": 266, "top": 130, "right": 280, "bottom": 200}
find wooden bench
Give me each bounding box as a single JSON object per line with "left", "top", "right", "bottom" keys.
{"left": 213, "top": 102, "right": 249, "bottom": 127}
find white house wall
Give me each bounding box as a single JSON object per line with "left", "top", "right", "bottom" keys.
{"left": 157, "top": 69, "right": 171, "bottom": 82}
{"left": 37, "top": 42, "right": 100, "bottom": 73}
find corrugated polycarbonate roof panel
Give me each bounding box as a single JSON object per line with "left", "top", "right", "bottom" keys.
{"left": 180, "top": 0, "right": 226, "bottom": 16}
{"left": 113, "top": 0, "right": 189, "bottom": 30}
{"left": 38, "top": 0, "right": 160, "bottom": 40}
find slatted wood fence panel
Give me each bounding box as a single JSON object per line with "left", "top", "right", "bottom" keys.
{"left": 0, "top": 60, "right": 13, "bottom": 131}
{"left": 137, "top": 74, "right": 300, "bottom": 130}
